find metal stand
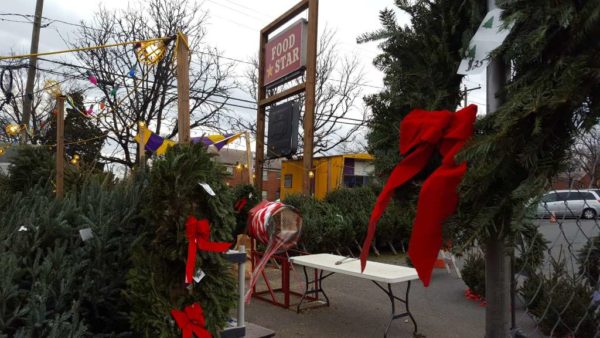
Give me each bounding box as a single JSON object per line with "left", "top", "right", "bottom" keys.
{"left": 250, "top": 240, "right": 318, "bottom": 308}
{"left": 296, "top": 266, "right": 333, "bottom": 313}
{"left": 221, "top": 247, "right": 247, "bottom": 338}
{"left": 296, "top": 267, "right": 417, "bottom": 338}
{"left": 372, "top": 281, "right": 417, "bottom": 337}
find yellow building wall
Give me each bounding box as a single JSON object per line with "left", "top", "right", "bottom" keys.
{"left": 280, "top": 153, "right": 373, "bottom": 200}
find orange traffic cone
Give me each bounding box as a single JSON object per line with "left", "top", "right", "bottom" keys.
{"left": 550, "top": 211, "right": 557, "bottom": 223}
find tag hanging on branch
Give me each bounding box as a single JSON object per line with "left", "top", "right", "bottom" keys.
{"left": 171, "top": 303, "right": 212, "bottom": 338}
{"left": 184, "top": 216, "right": 231, "bottom": 284}
{"left": 360, "top": 104, "right": 477, "bottom": 286}
{"left": 86, "top": 71, "right": 97, "bottom": 85}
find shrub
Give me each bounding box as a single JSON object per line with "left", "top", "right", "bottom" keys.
{"left": 0, "top": 176, "right": 143, "bottom": 337}
{"left": 283, "top": 194, "right": 349, "bottom": 253}
{"left": 461, "top": 253, "right": 486, "bottom": 298}
{"left": 520, "top": 259, "right": 599, "bottom": 337}
{"left": 577, "top": 235, "right": 600, "bottom": 288}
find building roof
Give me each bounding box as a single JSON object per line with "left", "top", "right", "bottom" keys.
{"left": 216, "top": 148, "right": 281, "bottom": 170}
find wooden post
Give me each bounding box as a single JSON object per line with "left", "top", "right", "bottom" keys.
{"left": 138, "top": 123, "right": 145, "bottom": 169}
{"left": 176, "top": 32, "right": 191, "bottom": 144}
{"left": 55, "top": 96, "right": 64, "bottom": 198}
{"left": 256, "top": 0, "right": 318, "bottom": 196}
{"left": 245, "top": 131, "right": 253, "bottom": 185}
{"left": 255, "top": 32, "right": 267, "bottom": 194}
{"left": 302, "top": 0, "right": 318, "bottom": 195}
{"left": 21, "top": 0, "right": 44, "bottom": 143}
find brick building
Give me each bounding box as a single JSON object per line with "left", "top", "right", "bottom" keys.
{"left": 216, "top": 148, "right": 281, "bottom": 201}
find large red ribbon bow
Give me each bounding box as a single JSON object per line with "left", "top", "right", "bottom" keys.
{"left": 185, "top": 216, "right": 231, "bottom": 284}
{"left": 360, "top": 104, "right": 477, "bottom": 286}
{"left": 171, "top": 303, "right": 212, "bottom": 338}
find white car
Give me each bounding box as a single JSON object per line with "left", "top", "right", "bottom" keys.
{"left": 536, "top": 190, "right": 600, "bottom": 219}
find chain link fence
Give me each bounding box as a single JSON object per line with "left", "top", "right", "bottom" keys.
{"left": 511, "top": 187, "right": 599, "bottom": 337}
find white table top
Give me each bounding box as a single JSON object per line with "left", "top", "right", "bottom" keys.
{"left": 289, "top": 253, "right": 419, "bottom": 284}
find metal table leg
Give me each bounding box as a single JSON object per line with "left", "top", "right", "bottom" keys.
{"left": 296, "top": 266, "right": 334, "bottom": 313}
{"left": 372, "top": 280, "right": 417, "bottom": 337}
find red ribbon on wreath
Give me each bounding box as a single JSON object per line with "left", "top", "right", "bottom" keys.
{"left": 171, "top": 303, "right": 212, "bottom": 338}
{"left": 360, "top": 104, "right": 477, "bottom": 286}
{"left": 185, "top": 216, "right": 231, "bottom": 284}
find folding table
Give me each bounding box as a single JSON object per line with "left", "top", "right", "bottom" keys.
{"left": 289, "top": 253, "right": 419, "bottom": 338}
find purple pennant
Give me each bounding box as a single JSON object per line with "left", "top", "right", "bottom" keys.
{"left": 145, "top": 133, "right": 164, "bottom": 152}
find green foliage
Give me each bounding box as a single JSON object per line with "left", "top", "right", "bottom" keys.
{"left": 362, "top": 0, "right": 485, "bottom": 177}
{"left": 0, "top": 176, "right": 143, "bottom": 337}
{"left": 126, "top": 144, "right": 236, "bottom": 337}
{"left": 38, "top": 92, "right": 106, "bottom": 168}
{"left": 454, "top": 0, "right": 600, "bottom": 244}
{"left": 6, "top": 145, "right": 105, "bottom": 195}
{"left": 578, "top": 235, "right": 600, "bottom": 288}
{"left": 283, "top": 194, "right": 349, "bottom": 253}
{"left": 520, "top": 258, "right": 599, "bottom": 337}
{"left": 231, "top": 184, "right": 260, "bottom": 240}
{"left": 515, "top": 221, "right": 549, "bottom": 274}
{"left": 461, "top": 252, "right": 486, "bottom": 297}
{"left": 7, "top": 145, "right": 54, "bottom": 193}
{"left": 324, "top": 187, "right": 374, "bottom": 242}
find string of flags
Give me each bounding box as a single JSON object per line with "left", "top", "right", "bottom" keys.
{"left": 134, "top": 126, "right": 242, "bottom": 155}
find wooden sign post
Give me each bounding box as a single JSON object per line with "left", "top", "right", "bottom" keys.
{"left": 176, "top": 32, "right": 191, "bottom": 144}
{"left": 55, "top": 96, "right": 65, "bottom": 198}
{"left": 255, "top": 0, "right": 318, "bottom": 195}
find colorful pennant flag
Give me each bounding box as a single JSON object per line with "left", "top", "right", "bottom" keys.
{"left": 191, "top": 133, "right": 242, "bottom": 151}
{"left": 134, "top": 125, "right": 176, "bottom": 155}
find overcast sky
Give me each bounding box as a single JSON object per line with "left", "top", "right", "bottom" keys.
{"left": 0, "top": 0, "right": 486, "bottom": 154}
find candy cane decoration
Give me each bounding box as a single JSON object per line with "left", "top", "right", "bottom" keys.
{"left": 245, "top": 201, "right": 302, "bottom": 303}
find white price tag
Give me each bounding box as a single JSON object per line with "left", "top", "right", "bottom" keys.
{"left": 18, "top": 226, "right": 28, "bottom": 232}
{"left": 199, "top": 182, "right": 216, "bottom": 196}
{"left": 193, "top": 268, "right": 206, "bottom": 283}
{"left": 79, "top": 228, "right": 94, "bottom": 241}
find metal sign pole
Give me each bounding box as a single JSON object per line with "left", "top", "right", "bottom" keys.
{"left": 485, "top": 1, "right": 511, "bottom": 337}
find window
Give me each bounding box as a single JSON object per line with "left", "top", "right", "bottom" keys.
{"left": 262, "top": 190, "right": 268, "bottom": 200}
{"left": 225, "top": 166, "right": 233, "bottom": 175}
{"left": 343, "top": 175, "right": 370, "bottom": 188}
{"left": 263, "top": 169, "right": 269, "bottom": 181}
{"left": 581, "top": 192, "right": 595, "bottom": 200}
{"left": 541, "top": 193, "right": 557, "bottom": 203}
{"left": 284, "top": 174, "right": 293, "bottom": 188}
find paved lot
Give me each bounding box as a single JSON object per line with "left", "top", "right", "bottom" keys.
{"left": 245, "top": 254, "right": 540, "bottom": 338}
{"left": 244, "top": 220, "right": 600, "bottom": 337}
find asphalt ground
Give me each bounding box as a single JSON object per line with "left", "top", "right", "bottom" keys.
{"left": 244, "top": 219, "right": 599, "bottom": 337}
{"left": 245, "top": 254, "right": 541, "bottom": 338}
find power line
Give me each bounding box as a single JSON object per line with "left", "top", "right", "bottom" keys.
{"left": 1, "top": 12, "right": 384, "bottom": 90}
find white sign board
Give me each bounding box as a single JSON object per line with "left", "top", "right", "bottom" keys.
{"left": 457, "top": 9, "right": 514, "bottom": 75}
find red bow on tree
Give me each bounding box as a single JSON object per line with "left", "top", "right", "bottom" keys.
{"left": 360, "top": 104, "right": 477, "bottom": 286}
{"left": 171, "top": 303, "right": 212, "bottom": 338}
{"left": 185, "top": 216, "right": 231, "bottom": 284}
{"left": 234, "top": 197, "right": 248, "bottom": 213}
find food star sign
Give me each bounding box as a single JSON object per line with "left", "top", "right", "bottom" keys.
{"left": 264, "top": 19, "right": 308, "bottom": 88}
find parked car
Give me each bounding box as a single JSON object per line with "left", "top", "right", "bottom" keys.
{"left": 536, "top": 190, "right": 600, "bottom": 219}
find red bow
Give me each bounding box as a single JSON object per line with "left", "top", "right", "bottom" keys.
{"left": 360, "top": 105, "right": 477, "bottom": 286}
{"left": 185, "top": 216, "right": 231, "bottom": 284}
{"left": 234, "top": 197, "right": 248, "bottom": 212}
{"left": 171, "top": 303, "right": 212, "bottom": 338}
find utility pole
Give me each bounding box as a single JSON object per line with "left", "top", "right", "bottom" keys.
{"left": 485, "top": 1, "right": 511, "bottom": 337}
{"left": 22, "top": 0, "right": 45, "bottom": 143}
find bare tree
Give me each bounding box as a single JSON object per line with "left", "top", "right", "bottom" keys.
{"left": 63, "top": 0, "right": 235, "bottom": 167}
{"left": 0, "top": 61, "right": 56, "bottom": 143}
{"left": 571, "top": 125, "right": 600, "bottom": 188}
{"left": 236, "top": 28, "right": 368, "bottom": 156}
